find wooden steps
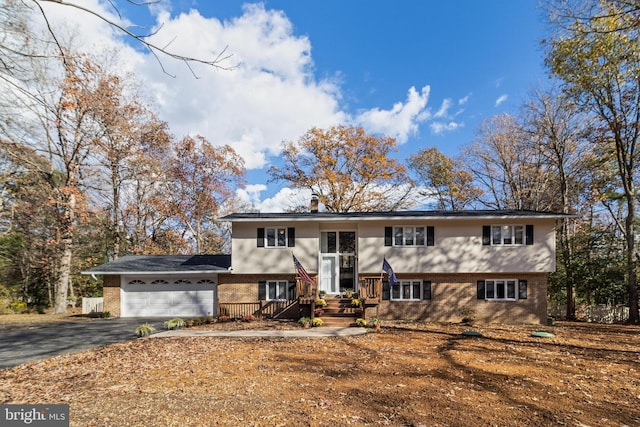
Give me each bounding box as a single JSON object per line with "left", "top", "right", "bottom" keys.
{"left": 317, "top": 297, "right": 362, "bottom": 327}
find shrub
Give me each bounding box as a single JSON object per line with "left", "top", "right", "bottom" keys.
{"left": 134, "top": 323, "right": 157, "bottom": 337}
{"left": 10, "top": 300, "right": 28, "bottom": 313}
{"left": 164, "top": 318, "right": 186, "bottom": 330}
{"left": 459, "top": 307, "right": 476, "bottom": 324}
{"left": 298, "top": 316, "right": 311, "bottom": 327}
{"left": 101, "top": 311, "right": 111, "bottom": 318}
{"left": 311, "top": 317, "right": 324, "bottom": 327}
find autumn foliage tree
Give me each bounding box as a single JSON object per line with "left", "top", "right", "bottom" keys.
{"left": 546, "top": 0, "right": 640, "bottom": 323}
{"left": 269, "top": 125, "right": 414, "bottom": 212}
{"left": 168, "top": 135, "right": 245, "bottom": 254}
{"left": 408, "top": 147, "right": 481, "bottom": 210}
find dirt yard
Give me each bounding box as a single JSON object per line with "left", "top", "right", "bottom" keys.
{"left": 0, "top": 319, "right": 638, "bottom": 426}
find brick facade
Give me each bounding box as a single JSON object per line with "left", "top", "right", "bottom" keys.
{"left": 374, "top": 273, "right": 547, "bottom": 324}
{"left": 102, "top": 275, "right": 121, "bottom": 317}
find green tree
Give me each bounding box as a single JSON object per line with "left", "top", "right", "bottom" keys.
{"left": 269, "top": 125, "right": 414, "bottom": 212}
{"left": 546, "top": 0, "right": 640, "bottom": 323}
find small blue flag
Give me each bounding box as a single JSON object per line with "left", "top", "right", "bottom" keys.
{"left": 382, "top": 257, "right": 398, "bottom": 286}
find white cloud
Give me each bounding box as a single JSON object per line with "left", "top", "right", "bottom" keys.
{"left": 430, "top": 121, "right": 463, "bottom": 135}
{"left": 26, "top": 3, "right": 469, "bottom": 210}
{"left": 495, "top": 94, "right": 508, "bottom": 107}
{"left": 355, "top": 86, "right": 431, "bottom": 144}
{"left": 458, "top": 94, "right": 472, "bottom": 105}
{"left": 237, "top": 186, "right": 315, "bottom": 213}
{"left": 434, "top": 98, "right": 452, "bottom": 119}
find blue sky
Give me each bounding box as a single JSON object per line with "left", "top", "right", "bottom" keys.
{"left": 45, "top": 0, "right": 550, "bottom": 211}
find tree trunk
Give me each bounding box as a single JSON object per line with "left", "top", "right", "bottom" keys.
{"left": 53, "top": 182, "right": 76, "bottom": 314}
{"left": 625, "top": 194, "right": 639, "bottom": 323}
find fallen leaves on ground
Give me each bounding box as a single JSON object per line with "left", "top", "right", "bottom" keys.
{"left": 1, "top": 320, "right": 639, "bottom": 426}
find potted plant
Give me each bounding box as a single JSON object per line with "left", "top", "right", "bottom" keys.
{"left": 312, "top": 317, "right": 324, "bottom": 327}
{"left": 355, "top": 318, "right": 367, "bottom": 327}
{"left": 315, "top": 298, "right": 327, "bottom": 307}
{"left": 351, "top": 298, "right": 361, "bottom": 307}
{"left": 314, "top": 307, "right": 324, "bottom": 317}
{"left": 344, "top": 289, "right": 354, "bottom": 298}
{"left": 298, "top": 317, "right": 311, "bottom": 328}
{"left": 369, "top": 317, "right": 382, "bottom": 331}
{"left": 318, "top": 290, "right": 326, "bottom": 298}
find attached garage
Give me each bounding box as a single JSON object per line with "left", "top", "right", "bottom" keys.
{"left": 83, "top": 255, "right": 231, "bottom": 318}
{"left": 121, "top": 277, "right": 217, "bottom": 317}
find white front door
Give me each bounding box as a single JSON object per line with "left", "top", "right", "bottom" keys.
{"left": 320, "top": 254, "right": 339, "bottom": 294}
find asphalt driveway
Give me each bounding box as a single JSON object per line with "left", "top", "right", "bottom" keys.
{"left": 0, "top": 318, "right": 167, "bottom": 370}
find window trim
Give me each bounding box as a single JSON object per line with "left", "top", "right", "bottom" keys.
{"left": 389, "top": 279, "right": 431, "bottom": 301}
{"left": 387, "top": 226, "right": 435, "bottom": 247}
{"left": 257, "top": 227, "right": 296, "bottom": 248}
{"left": 261, "top": 280, "right": 296, "bottom": 301}
{"left": 478, "top": 279, "right": 525, "bottom": 301}
{"left": 483, "top": 224, "right": 534, "bottom": 246}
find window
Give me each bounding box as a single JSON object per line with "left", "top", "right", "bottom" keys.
{"left": 127, "top": 279, "right": 146, "bottom": 285}
{"left": 174, "top": 279, "right": 192, "bottom": 285}
{"left": 258, "top": 280, "right": 296, "bottom": 301}
{"left": 483, "top": 225, "right": 534, "bottom": 246}
{"left": 386, "top": 226, "right": 435, "bottom": 247}
{"left": 477, "top": 279, "right": 527, "bottom": 301}
{"left": 197, "top": 279, "right": 215, "bottom": 285}
{"left": 257, "top": 227, "right": 295, "bottom": 248}
{"left": 390, "top": 280, "right": 431, "bottom": 301}
{"left": 492, "top": 225, "right": 523, "bottom": 245}
{"left": 150, "top": 279, "right": 168, "bottom": 285}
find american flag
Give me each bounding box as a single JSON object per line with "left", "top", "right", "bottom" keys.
{"left": 293, "top": 254, "right": 315, "bottom": 285}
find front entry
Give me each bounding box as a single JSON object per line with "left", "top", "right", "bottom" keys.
{"left": 319, "top": 231, "right": 356, "bottom": 294}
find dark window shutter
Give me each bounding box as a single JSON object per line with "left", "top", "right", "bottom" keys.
{"left": 382, "top": 280, "right": 390, "bottom": 300}
{"left": 477, "top": 280, "right": 486, "bottom": 299}
{"left": 482, "top": 226, "right": 491, "bottom": 245}
{"left": 288, "top": 281, "right": 297, "bottom": 300}
{"left": 423, "top": 281, "right": 432, "bottom": 300}
{"left": 427, "top": 226, "right": 435, "bottom": 246}
{"left": 287, "top": 228, "right": 295, "bottom": 247}
{"left": 518, "top": 280, "right": 528, "bottom": 299}
{"left": 384, "top": 227, "right": 393, "bottom": 246}
{"left": 257, "top": 228, "right": 265, "bottom": 247}
{"left": 258, "top": 281, "right": 266, "bottom": 300}
{"left": 525, "top": 225, "right": 534, "bottom": 245}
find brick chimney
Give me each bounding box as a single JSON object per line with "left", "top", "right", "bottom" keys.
{"left": 310, "top": 193, "right": 319, "bottom": 213}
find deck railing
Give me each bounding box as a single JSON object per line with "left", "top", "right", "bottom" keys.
{"left": 296, "top": 277, "right": 318, "bottom": 299}
{"left": 358, "top": 276, "right": 382, "bottom": 301}
{"left": 218, "top": 300, "right": 293, "bottom": 319}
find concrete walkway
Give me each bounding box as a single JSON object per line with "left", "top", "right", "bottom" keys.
{"left": 150, "top": 327, "right": 368, "bottom": 338}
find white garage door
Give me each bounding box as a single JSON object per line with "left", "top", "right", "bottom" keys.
{"left": 121, "top": 277, "right": 216, "bottom": 317}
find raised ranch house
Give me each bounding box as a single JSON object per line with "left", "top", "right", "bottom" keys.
{"left": 84, "top": 208, "right": 568, "bottom": 324}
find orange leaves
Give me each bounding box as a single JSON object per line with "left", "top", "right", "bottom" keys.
{"left": 270, "top": 125, "right": 413, "bottom": 212}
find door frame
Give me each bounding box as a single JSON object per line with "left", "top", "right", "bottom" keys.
{"left": 319, "top": 230, "right": 357, "bottom": 294}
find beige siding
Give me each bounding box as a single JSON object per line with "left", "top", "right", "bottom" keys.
{"left": 231, "top": 222, "right": 320, "bottom": 274}
{"left": 358, "top": 218, "right": 556, "bottom": 274}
